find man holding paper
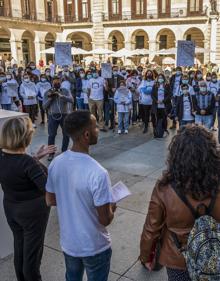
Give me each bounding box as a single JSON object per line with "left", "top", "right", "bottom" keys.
{"left": 45, "top": 110, "right": 116, "bottom": 281}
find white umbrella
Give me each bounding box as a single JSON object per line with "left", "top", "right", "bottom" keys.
{"left": 71, "top": 47, "right": 90, "bottom": 55}
{"left": 156, "top": 48, "right": 176, "bottom": 55}
{"left": 89, "top": 48, "right": 114, "bottom": 55}
{"left": 162, "top": 57, "right": 175, "bottom": 65}
{"left": 40, "top": 47, "right": 55, "bottom": 54}
{"left": 195, "top": 47, "right": 210, "bottom": 54}
{"left": 131, "top": 48, "right": 150, "bottom": 56}
{"left": 111, "top": 48, "right": 133, "bottom": 58}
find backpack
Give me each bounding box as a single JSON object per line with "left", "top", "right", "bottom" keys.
{"left": 153, "top": 117, "right": 164, "bottom": 138}
{"left": 171, "top": 183, "right": 220, "bottom": 281}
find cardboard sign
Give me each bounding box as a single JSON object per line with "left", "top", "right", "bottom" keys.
{"left": 101, "top": 63, "right": 112, "bottom": 79}
{"left": 176, "top": 40, "right": 195, "bottom": 67}
{"left": 55, "top": 42, "right": 72, "bottom": 66}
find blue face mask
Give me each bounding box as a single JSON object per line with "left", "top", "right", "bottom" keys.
{"left": 87, "top": 74, "right": 92, "bottom": 80}
{"left": 158, "top": 78, "right": 164, "bottom": 84}
{"left": 182, "top": 79, "right": 189, "bottom": 84}
{"left": 176, "top": 71, "right": 182, "bottom": 76}
{"left": 93, "top": 73, "right": 98, "bottom": 79}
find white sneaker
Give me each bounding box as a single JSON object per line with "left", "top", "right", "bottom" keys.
{"left": 33, "top": 124, "right": 37, "bottom": 128}
{"left": 125, "top": 130, "right": 128, "bottom": 134}
{"left": 118, "top": 130, "right": 122, "bottom": 134}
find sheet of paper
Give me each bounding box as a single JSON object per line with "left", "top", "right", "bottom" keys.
{"left": 112, "top": 181, "right": 131, "bottom": 203}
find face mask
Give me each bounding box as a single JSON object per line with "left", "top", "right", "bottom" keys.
{"left": 158, "top": 78, "right": 164, "bottom": 84}
{"left": 0, "top": 77, "right": 6, "bottom": 82}
{"left": 30, "top": 65, "right": 35, "bottom": 70}
{"left": 45, "top": 72, "right": 50, "bottom": 76}
{"left": 197, "top": 74, "right": 203, "bottom": 79}
{"left": 53, "top": 82, "right": 61, "bottom": 89}
{"left": 212, "top": 78, "right": 217, "bottom": 83}
{"left": 182, "top": 89, "right": 188, "bottom": 95}
{"left": 190, "top": 74, "right": 195, "bottom": 79}
{"left": 80, "top": 73, "right": 85, "bottom": 79}
{"left": 87, "top": 74, "right": 92, "bottom": 80}
{"left": 182, "top": 79, "right": 188, "bottom": 84}
{"left": 138, "top": 70, "right": 142, "bottom": 74}
{"left": 64, "top": 71, "right": 69, "bottom": 76}
{"left": 113, "top": 71, "right": 118, "bottom": 76}
{"left": 176, "top": 71, "right": 182, "bottom": 76}
{"left": 93, "top": 73, "right": 98, "bottom": 79}
{"left": 121, "top": 70, "right": 126, "bottom": 75}
{"left": 206, "top": 77, "right": 211, "bottom": 81}
{"left": 200, "top": 87, "right": 207, "bottom": 93}
{"left": 24, "top": 78, "right": 30, "bottom": 83}
{"left": 41, "top": 78, "right": 46, "bottom": 82}
{"left": 6, "top": 75, "right": 12, "bottom": 80}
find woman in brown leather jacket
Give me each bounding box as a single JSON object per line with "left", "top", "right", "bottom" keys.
{"left": 140, "top": 125, "right": 220, "bottom": 280}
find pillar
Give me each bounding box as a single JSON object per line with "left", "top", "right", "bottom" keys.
{"left": 210, "top": 15, "right": 218, "bottom": 63}
{"left": 149, "top": 40, "right": 158, "bottom": 62}
{"left": 34, "top": 40, "right": 46, "bottom": 65}
{"left": 10, "top": 40, "right": 23, "bottom": 65}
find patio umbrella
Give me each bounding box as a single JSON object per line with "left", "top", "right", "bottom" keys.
{"left": 162, "top": 57, "right": 175, "bottom": 65}
{"left": 89, "top": 48, "right": 114, "bottom": 55}
{"left": 131, "top": 48, "right": 150, "bottom": 56}
{"left": 40, "top": 47, "right": 55, "bottom": 54}
{"left": 111, "top": 48, "right": 133, "bottom": 58}
{"left": 71, "top": 47, "right": 91, "bottom": 55}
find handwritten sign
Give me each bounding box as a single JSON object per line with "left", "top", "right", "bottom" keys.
{"left": 176, "top": 40, "right": 195, "bottom": 67}
{"left": 101, "top": 63, "right": 112, "bottom": 79}
{"left": 55, "top": 43, "right": 72, "bottom": 66}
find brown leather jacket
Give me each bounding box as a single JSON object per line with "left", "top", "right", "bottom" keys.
{"left": 140, "top": 182, "right": 220, "bottom": 270}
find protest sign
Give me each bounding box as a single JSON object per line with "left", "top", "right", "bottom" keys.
{"left": 176, "top": 40, "right": 195, "bottom": 67}
{"left": 55, "top": 42, "right": 72, "bottom": 66}
{"left": 101, "top": 63, "right": 112, "bottom": 79}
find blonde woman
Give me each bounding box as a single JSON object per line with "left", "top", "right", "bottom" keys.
{"left": 0, "top": 117, "right": 56, "bottom": 281}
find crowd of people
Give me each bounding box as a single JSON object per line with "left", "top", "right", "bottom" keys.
{"left": 1, "top": 61, "right": 220, "bottom": 151}
{"left": 1, "top": 60, "right": 220, "bottom": 281}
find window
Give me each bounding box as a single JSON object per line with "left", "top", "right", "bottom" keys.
{"left": 0, "top": 0, "right": 4, "bottom": 16}
{"left": 136, "top": 0, "right": 144, "bottom": 15}
{"left": 47, "top": 1, "right": 53, "bottom": 21}
{"left": 159, "top": 35, "right": 167, "bottom": 49}
{"left": 64, "top": 0, "right": 75, "bottom": 22}
{"left": 112, "top": 0, "right": 119, "bottom": 15}
{"left": 109, "top": 0, "right": 121, "bottom": 19}
{"left": 136, "top": 36, "right": 145, "bottom": 49}
{"left": 24, "top": 0, "right": 30, "bottom": 16}
{"left": 186, "top": 34, "right": 192, "bottom": 41}
{"left": 187, "top": 0, "right": 202, "bottom": 14}
{"left": 82, "top": 0, "right": 88, "bottom": 18}
{"left": 21, "top": 0, "right": 36, "bottom": 19}
{"left": 112, "top": 35, "right": 118, "bottom": 51}
{"left": 158, "top": 0, "right": 170, "bottom": 17}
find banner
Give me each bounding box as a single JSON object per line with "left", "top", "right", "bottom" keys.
{"left": 176, "top": 40, "right": 195, "bottom": 67}
{"left": 55, "top": 42, "right": 72, "bottom": 66}
{"left": 101, "top": 63, "right": 112, "bottom": 79}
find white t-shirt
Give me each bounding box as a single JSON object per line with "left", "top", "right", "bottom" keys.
{"left": 88, "top": 77, "right": 105, "bottom": 100}
{"left": 182, "top": 95, "right": 194, "bottom": 121}
{"left": 46, "top": 150, "right": 113, "bottom": 257}
{"left": 158, "top": 86, "right": 165, "bottom": 109}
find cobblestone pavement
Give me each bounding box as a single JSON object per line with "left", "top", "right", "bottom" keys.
{"left": 0, "top": 122, "right": 177, "bottom": 281}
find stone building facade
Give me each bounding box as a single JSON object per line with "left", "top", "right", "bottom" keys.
{"left": 0, "top": 0, "right": 219, "bottom": 65}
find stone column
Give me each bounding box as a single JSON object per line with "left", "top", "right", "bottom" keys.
{"left": 92, "top": 0, "right": 105, "bottom": 49}
{"left": 10, "top": 40, "right": 23, "bottom": 65}
{"left": 34, "top": 40, "right": 46, "bottom": 64}
{"left": 210, "top": 15, "right": 218, "bottom": 63}
{"left": 149, "top": 40, "right": 158, "bottom": 62}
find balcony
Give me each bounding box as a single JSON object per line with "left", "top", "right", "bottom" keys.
{"left": 103, "top": 8, "right": 208, "bottom": 21}
{"left": 0, "top": 7, "right": 11, "bottom": 17}
{"left": 63, "top": 15, "right": 91, "bottom": 24}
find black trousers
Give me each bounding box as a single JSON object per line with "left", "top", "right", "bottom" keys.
{"left": 3, "top": 196, "right": 50, "bottom": 281}
{"left": 48, "top": 114, "right": 69, "bottom": 152}
{"left": 142, "top": 105, "right": 152, "bottom": 128}
{"left": 151, "top": 108, "right": 167, "bottom": 130}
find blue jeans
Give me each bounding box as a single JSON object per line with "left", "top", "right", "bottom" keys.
{"left": 64, "top": 248, "right": 112, "bottom": 281}
{"left": 48, "top": 114, "right": 69, "bottom": 152}
{"left": 195, "top": 115, "right": 213, "bottom": 130}
{"left": 1, "top": 104, "right": 11, "bottom": 110}
{"left": 118, "top": 112, "right": 129, "bottom": 131}
{"left": 76, "top": 98, "right": 85, "bottom": 110}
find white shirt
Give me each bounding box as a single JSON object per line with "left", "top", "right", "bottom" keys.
{"left": 82, "top": 79, "right": 89, "bottom": 104}
{"left": 158, "top": 86, "right": 165, "bottom": 109}
{"left": 182, "top": 95, "right": 194, "bottom": 121}
{"left": 138, "top": 80, "right": 154, "bottom": 105}
{"left": 19, "top": 81, "right": 37, "bottom": 105}
{"left": 207, "top": 81, "right": 219, "bottom": 106}
{"left": 88, "top": 77, "right": 105, "bottom": 101}
{"left": 46, "top": 150, "right": 113, "bottom": 257}
{"left": 173, "top": 75, "right": 181, "bottom": 96}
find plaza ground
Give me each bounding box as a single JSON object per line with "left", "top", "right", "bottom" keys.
{"left": 0, "top": 122, "right": 177, "bottom": 281}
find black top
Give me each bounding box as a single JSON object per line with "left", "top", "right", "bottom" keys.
{"left": 0, "top": 150, "right": 47, "bottom": 202}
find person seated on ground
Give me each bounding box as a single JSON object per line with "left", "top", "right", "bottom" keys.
{"left": 140, "top": 125, "right": 220, "bottom": 281}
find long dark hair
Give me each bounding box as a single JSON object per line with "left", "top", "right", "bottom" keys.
{"left": 159, "top": 125, "right": 220, "bottom": 200}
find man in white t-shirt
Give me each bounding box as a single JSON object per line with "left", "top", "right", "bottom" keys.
{"left": 88, "top": 70, "right": 107, "bottom": 131}
{"left": 46, "top": 110, "right": 116, "bottom": 281}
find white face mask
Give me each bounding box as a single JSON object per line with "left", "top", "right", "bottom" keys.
{"left": 24, "top": 78, "right": 30, "bottom": 83}
{"left": 45, "top": 72, "right": 50, "bottom": 76}
{"left": 80, "top": 73, "right": 85, "bottom": 79}
{"left": 182, "top": 89, "right": 188, "bottom": 95}
{"left": 6, "top": 75, "right": 12, "bottom": 80}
